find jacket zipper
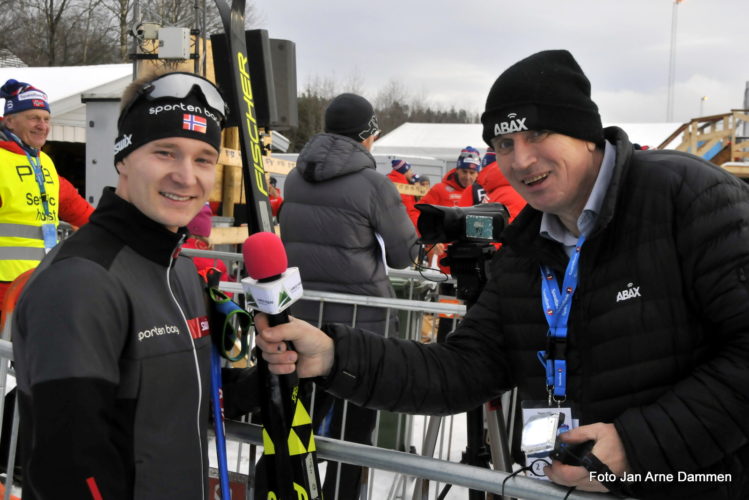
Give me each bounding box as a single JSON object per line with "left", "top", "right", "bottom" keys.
{"left": 166, "top": 234, "right": 206, "bottom": 500}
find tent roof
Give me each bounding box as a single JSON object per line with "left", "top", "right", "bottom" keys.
{"left": 373, "top": 122, "right": 684, "bottom": 162}
{"left": 0, "top": 64, "right": 132, "bottom": 142}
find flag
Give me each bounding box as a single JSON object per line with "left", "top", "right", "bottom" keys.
{"left": 183, "top": 114, "right": 207, "bottom": 133}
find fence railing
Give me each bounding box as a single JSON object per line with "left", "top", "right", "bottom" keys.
{"left": 0, "top": 247, "right": 627, "bottom": 499}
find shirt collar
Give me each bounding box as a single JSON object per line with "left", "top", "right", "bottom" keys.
{"left": 540, "top": 140, "right": 617, "bottom": 250}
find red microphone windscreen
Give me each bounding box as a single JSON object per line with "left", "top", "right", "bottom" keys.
{"left": 243, "top": 232, "right": 288, "bottom": 280}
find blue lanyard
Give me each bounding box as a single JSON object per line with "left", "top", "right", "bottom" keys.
{"left": 7, "top": 130, "right": 51, "bottom": 217}
{"left": 24, "top": 151, "right": 51, "bottom": 217}
{"left": 538, "top": 233, "right": 586, "bottom": 403}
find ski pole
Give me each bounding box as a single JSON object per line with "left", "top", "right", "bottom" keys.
{"left": 211, "top": 346, "right": 231, "bottom": 500}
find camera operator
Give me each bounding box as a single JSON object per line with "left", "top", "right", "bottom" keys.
{"left": 255, "top": 49, "right": 749, "bottom": 499}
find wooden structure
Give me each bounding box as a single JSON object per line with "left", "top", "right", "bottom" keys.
{"left": 658, "top": 110, "right": 749, "bottom": 178}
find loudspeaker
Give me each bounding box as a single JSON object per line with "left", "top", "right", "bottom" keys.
{"left": 211, "top": 29, "right": 278, "bottom": 128}
{"left": 269, "top": 38, "right": 298, "bottom": 129}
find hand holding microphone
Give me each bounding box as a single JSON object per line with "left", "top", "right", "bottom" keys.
{"left": 254, "top": 313, "right": 335, "bottom": 378}
{"left": 242, "top": 232, "right": 334, "bottom": 377}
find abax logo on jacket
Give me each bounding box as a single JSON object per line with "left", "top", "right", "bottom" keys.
{"left": 616, "top": 283, "right": 641, "bottom": 303}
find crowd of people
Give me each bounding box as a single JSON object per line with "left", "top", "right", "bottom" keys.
{"left": 2, "top": 47, "right": 748, "bottom": 500}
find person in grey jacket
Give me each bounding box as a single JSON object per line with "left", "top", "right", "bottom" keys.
{"left": 13, "top": 72, "right": 229, "bottom": 500}
{"left": 278, "top": 93, "right": 419, "bottom": 499}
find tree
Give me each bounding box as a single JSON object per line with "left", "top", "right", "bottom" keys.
{"left": 284, "top": 76, "right": 480, "bottom": 153}
{"left": 0, "top": 0, "right": 261, "bottom": 66}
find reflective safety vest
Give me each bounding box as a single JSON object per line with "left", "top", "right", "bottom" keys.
{"left": 0, "top": 146, "right": 60, "bottom": 282}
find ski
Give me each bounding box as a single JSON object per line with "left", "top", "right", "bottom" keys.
{"left": 212, "top": 1, "right": 322, "bottom": 499}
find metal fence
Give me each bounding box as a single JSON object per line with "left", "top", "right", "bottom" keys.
{"left": 0, "top": 248, "right": 625, "bottom": 500}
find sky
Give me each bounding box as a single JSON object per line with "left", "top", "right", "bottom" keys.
{"left": 251, "top": 0, "right": 749, "bottom": 125}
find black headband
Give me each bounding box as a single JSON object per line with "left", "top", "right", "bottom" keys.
{"left": 114, "top": 93, "right": 223, "bottom": 164}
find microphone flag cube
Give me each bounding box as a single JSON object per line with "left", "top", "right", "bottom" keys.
{"left": 241, "top": 267, "right": 303, "bottom": 315}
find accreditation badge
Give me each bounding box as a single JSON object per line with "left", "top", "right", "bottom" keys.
{"left": 41, "top": 223, "right": 57, "bottom": 252}
{"left": 520, "top": 400, "right": 579, "bottom": 479}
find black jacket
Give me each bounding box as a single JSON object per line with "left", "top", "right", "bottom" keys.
{"left": 13, "top": 188, "right": 212, "bottom": 500}
{"left": 320, "top": 128, "right": 749, "bottom": 498}
{"left": 280, "top": 133, "right": 418, "bottom": 334}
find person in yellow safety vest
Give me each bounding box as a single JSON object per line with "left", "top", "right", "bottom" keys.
{"left": 0, "top": 79, "right": 94, "bottom": 309}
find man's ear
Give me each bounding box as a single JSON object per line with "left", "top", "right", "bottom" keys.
{"left": 361, "top": 135, "right": 376, "bottom": 151}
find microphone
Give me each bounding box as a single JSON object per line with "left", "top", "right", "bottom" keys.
{"left": 241, "top": 231, "right": 303, "bottom": 326}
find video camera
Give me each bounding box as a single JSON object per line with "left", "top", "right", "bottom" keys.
{"left": 415, "top": 203, "right": 509, "bottom": 245}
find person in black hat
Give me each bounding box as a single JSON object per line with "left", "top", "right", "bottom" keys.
{"left": 255, "top": 50, "right": 749, "bottom": 499}
{"left": 277, "top": 92, "right": 418, "bottom": 499}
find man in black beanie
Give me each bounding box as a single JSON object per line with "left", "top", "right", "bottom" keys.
{"left": 12, "top": 71, "right": 259, "bottom": 500}
{"left": 255, "top": 50, "right": 749, "bottom": 500}
{"left": 277, "top": 93, "right": 418, "bottom": 499}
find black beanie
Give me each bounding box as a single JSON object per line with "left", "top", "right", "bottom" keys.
{"left": 480, "top": 50, "right": 603, "bottom": 147}
{"left": 114, "top": 93, "right": 223, "bottom": 164}
{"left": 324, "top": 93, "right": 380, "bottom": 141}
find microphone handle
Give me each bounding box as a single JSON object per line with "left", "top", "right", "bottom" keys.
{"left": 267, "top": 310, "right": 297, "bottom": 355}
{"left": 267, "top": 309, "right": 290, "bottom": 327}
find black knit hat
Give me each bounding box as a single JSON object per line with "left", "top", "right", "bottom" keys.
{"left": 324, "top": 93, "right": 380, "bottom": 141}
{"left": 480, "top": 50, "right": 603, "bottom": 147}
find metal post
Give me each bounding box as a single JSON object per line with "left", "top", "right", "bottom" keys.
{"left": 744, "top": 82, "right": 749, "bottom": 139}
{"left": 666, "top": 0, "right": 681, "bottom": 121}
{"left": 131, "top": 0, "right": 141, "bottom": 79}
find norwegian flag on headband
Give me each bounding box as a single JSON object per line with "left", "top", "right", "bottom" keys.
{"left": 183, "top": 114, "right": 207, "bottom": 134}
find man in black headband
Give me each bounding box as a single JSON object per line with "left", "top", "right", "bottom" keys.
{"left": 12, "top": 71, "right": 234, "bottom": 499}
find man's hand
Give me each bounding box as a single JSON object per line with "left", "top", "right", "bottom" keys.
{"left": 254, "top": 314, "right": 335, "bottom": 378}
{"left": 545, "top": 423, "right": 630, "bottom": 492}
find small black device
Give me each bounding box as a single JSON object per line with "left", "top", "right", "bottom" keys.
{"left": 550, "top": 439, "right": 595, "bottom": 467}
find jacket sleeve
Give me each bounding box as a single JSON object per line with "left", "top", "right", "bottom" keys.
{"left": 370, "top": 177, "right": 419, "bottom": 269}
{"left": 319, "top": 271, "right": 513, "bottom": 414}
{"left": 613, "top": 166, "right": 749, "bottom": 491}
{"left": 14, "top": 259, "right": 131, "bottom": 500}
{"left": 58, "top": 176, "right": 94, "bottom": 228}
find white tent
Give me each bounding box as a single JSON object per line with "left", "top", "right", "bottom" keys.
{"left": 373, "top": 121, "right": 685, "bottom": 165}
{"left": 0, "top": 64, "right": 132, "bottom": 143}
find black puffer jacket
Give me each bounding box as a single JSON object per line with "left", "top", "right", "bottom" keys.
{"left": 280, "top": 133, "right": 418, "bottom": 334}
{"left": 321, "top": 128, "right": 749, "bottom": 498}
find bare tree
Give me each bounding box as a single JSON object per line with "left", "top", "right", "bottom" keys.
{"left": 38, "top": 0, "right": 75, "bottom": 65}
{"left": 100, "top": 0, "right": 132, "bottom": 62}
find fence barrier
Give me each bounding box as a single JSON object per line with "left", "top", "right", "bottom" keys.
{"left": 0, "top": 247, "right": 627, "bottom": 499}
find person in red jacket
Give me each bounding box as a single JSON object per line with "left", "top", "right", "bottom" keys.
{"left": 268, "top": 176, "right": 283, "bottom": 218}
{"left": 460, "top": 147, "right": 527, "bottom": 222}
{"left": 418, "top": 147, "right": 482, "bottom": 341}
{"left": 419, "top": 146, "right": 482, "bottom": 262}
{"left": 419, "top": 146, "right": 481, "bottom": 207}
{"left": 0, "top": 79, "right": 93, "bottom": 309}
{"left": 386, "top": 158, "right": 420, "bottom": 227}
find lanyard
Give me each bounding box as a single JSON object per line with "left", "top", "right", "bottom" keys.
{"left": 538, "top": 233, "right": 586, "bottom": 404}
{"left": 24, "top": 151, "right": 52, "bottom": 218}
{"left": 7, "top": 130, "right": 52, "bottom": 217}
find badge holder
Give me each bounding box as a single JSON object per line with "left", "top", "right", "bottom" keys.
{"left": 520, "top": 400, "right": 579, "bottom": 479}
{"left": 41, "top": 223, "right": 57, "bottom": 253}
